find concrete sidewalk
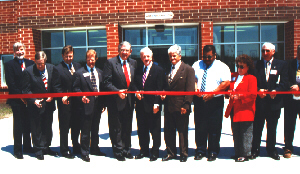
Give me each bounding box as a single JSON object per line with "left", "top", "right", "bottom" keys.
{"left": 1, "top": 105, "right": 300, "bottom": 174}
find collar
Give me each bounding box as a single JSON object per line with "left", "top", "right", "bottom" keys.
{"left": 86, "top": 64, "right": 95, "bottom": 73}
{"left": 39, "top": 66, "right": 47, "bottom": 75}
{"left": 144, "top": 61, "right": 153, "bottom": 71}
{"left": 171, "top": 60, "right": 182, "bottom": 69}
{"left": 119, "top": 55, "right": 128, "bottom": 64}
{"left": 63, "top": 61, "right": 72, "bottom": 69}
{"left": 264, "top": 57, "right": 274, "bottom": 64}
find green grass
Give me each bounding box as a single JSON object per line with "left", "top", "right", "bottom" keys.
{"left": 0, "top": 103, "right": 12, "bottom": 119}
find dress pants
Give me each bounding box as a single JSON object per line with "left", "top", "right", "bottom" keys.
{"left": 108, "top": 101, "right": 133, "bottom": 157}
{"left": 11, "top": 102, "right": 32, "bottom": 154}
{"left": 194, "top": 96, "right": 224, "bottom": 155}
{"left": 71, "top": 98, "right": 81, "bottom": 150}
{"left": 29, "top": 104, "right": 54, "bottom": 156}
{"left": 80, "top": 97, "right": 102, "bottom": 156}
{"left": 164, "top": 111, "right": 189, "bottom": 157}
{"left": 232, "top": 121, "right": 253, "bottom": 157}
{"left": 284, "top": 98, "right": 300, "bottom": 152}
{"left": 252, "top": 107, "right": 280, "bottom": 155}
{"left": 136, "top": 105, "right": 161, "bottom": 156}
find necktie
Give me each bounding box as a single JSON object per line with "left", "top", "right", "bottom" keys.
{"left": 90, "top": 68, "right": 98, "bottom": 92}
{"left": 142, "top": 66, "right": 147, "bottom": 88}
{"left": 266, "top": 61, "right": 271, "bottom": 82}
{"left": 69, "top": 64, "right": 75, "bottom": 75}
{"left": 200, "top": 67, "right": 207, "bottom": 92}
{"left": 20, "top": 60, "right": 25, "bottom": 71}
{"left": 168, "top": 65, "right": 175, "bottom": 84}
{"left": 42, "top": 72, "right": 47, "bottom": 90}
{"left": 123, "top": 61, "right": 130, "bottom": 88}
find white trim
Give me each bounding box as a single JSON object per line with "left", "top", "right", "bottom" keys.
{"left": 121, "top": 23, "right": 199, "bottom": 28}
{"left": 214, "top": 21, "right": 288, "bottom": 25}
{"left": 39, "top": 26, "right": 106, "bottom": 31}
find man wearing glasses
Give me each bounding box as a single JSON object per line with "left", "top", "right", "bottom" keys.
{"left": 250, "top": 42, "right": 288, "bottom": 160}
{"left": 192, "top": 45, "right": 230, "bottom": 161}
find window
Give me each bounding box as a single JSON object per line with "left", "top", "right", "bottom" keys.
{"left": 213, "top": 23, "right": 284, "bottom": 72}
{"left": 123, "top": 26, "right": 198, "bottom": 70}
{"left": 42, "top": 29, "right": 107, "bottom": 69}
{"left": 1, "top": 54, "right": 14, "bottom": 86}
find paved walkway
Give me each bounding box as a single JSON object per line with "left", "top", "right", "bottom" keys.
{"left": 1, "top": 103, "right": 300, "bottom": 173}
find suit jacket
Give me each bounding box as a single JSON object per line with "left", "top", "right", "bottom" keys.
{"left": 103, "top": 56, "right": 137, "bottom": 111}
{"left": 164, "top": 62, "right": 195, "bottom": 113}
{"left": 225, "top": 74, "right": 257, "bottom": 122}
{"left": 73, "top": 66, "right": 104, "bottom": 116}
{"left": 254, "top": 58, "right": 288, "bottom": 111}
{"left": 22, "top": 63, "right": 62, "bottom": 112}
{"left": 284, "top": 58, "right": 300, "bottom": 103}
{"left": 5, "top": 58, "right": 34, "bottom": 105}
{"left": 134, "top": 63, "right": 164, "bottom": 113}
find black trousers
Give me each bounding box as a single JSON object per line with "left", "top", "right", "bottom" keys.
{"left": 164, "top": 111, "right": 189, "bottom": 157}
{"left": 232, "top": 121, "right": 253, "bottom": 157}
{"left": 11, "top": 102, "right": 32, "bottom": 154}
{"left": 194, "top": 96, "right": 224, "bottom": 155}
{"left": 108, "top": 102, "right": 133, "bottom": 157}
{"left": 136, "top": 106, "right": 161, "bottom": 156}
{"left": 284, "top": 98, "right": 300, "bottom": 152}
{"left": 252, "top": 107, "right": 280, "bottom": 155}
{"left": 80, "top": 98, "right": 102, "bottom": 156}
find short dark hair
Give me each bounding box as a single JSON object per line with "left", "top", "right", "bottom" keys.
{"left": 118, "top": 41, "right": 132, "bottom": 51}
{"left": 235, "top": 54, "right": 254, "bottom": 75}
{"left": 86, "top": 49, "right": 98, "bottom": 60}
{"left": 62, "top": 45, "right": 74, "bottom": 55}
{"left": 203, "top": 45, "right": 216, "bottom": 55}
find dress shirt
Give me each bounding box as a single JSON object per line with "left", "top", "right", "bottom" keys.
{"left": 39, "top": 66, "right": 48, "bottom": 81}
{"left": 264, "top": 58, "right": 273, "bottom": 82}
{"left": 143, "top": 61, "right": 153, "bottom": 82}
{"left": 86, "top": 64, "right": 99, "bottom": 92}
{"left": 234, "top": 75, "right": 244, "bottom": 90}
{"left": 192, "top": 59, "right": 231, "bottom": 96}
{"left": 169, "top": 60, "right": 182, "bottom": 80}
{"left": 119, "top": 56, "right": 131, "bottom": 82}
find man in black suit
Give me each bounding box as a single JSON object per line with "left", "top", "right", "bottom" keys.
{"left": 5, "top": 42, "right": 34, "bottom": 159}
{"left": 22, "top": 51, "right": 62, "bottom": 160}
{"left": 283, "top": 45, "right": 300, "bottom": 158}
{"left": 73, "top": 49, "right": 106, "bottom": 162}
{"left": 134, "top": 47, "right": 164, "bottom": 161}
{"left": 56, "top": 45, "right": 81, "bottom": 158}
{"left": 161, "top": 44, "right": 195, "bottom": 162}
{"left": 103, "top": 41, "right": 137, "bottom": 161}
{"left": 251, "top": 42, "right": 288, "bottom": 160}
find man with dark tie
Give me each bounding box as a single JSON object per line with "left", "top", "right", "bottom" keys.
{"left": 134, "top": 47, "right": 164, "bottom": 161}
{"left": 283, "top": 45, "right": 300, "bottom": 158}
{"left": 56, "top": 45, "right": 81, "bottom": 158}
{"left": 5, "top": 42, "right": 34, "bottom": 159}
{"left": 103, "top": 41, "right": 137, "bottom": 161}
{"left": 192, "top": 45, "right": 231, "bottom": 161}
{"left": 251, "top": 42, "right": 288, "bottom": 160}
{"left": 161, "top": 44, "right": 195, "bottom": 162}
{"left": 73, "top": 49, "right": 106, "bottom": 162}
{"left": 22, "top": 51, "right": 62, "bottom": 160}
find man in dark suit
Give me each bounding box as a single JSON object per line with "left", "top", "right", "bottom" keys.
{"left": 134, "top": 47, "right": 164, "bottom": 161}
{"left": 5, "top": 42, "right": 34, "bottom": 159}
{"left": 103, "top": 41, "right": 137, "bottom": 161}
{"left": 73, "top": 49, "right": 106, "bottom": 162}
{"left": 56, "top": 45, "right": 81, "bottom": 158}
{"left": 251, "top": 42, "right": 288, "bottom": 160}
{"left": 161, "top": 44, "right": 195, "bottom": 162}
{"left": 22, "top": 51, "right": 62, "bottom": 160}
{"left": 283, "top": 45, "right": 300, "bottom": 158}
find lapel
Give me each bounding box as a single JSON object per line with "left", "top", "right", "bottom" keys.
{"left": 292, "top": 59, "right": 298, "bottom": 80}
{"left": 170, "top": 62, "right": 184, "bottom": 87}
{"left": 144, "top": 64, "right": 154, "bottom": 87}
{"left": 33, "top": 64, "right": 46, "bottom": 90}
{"left": 46, "top": 64, "right": 52, "bottom": 92}
{"left": 61, "top": 61, "right": 73, "bottom": 79}
{"left": 115, "top": 56, "right": 127, "bottom": 85}
{"left": 235, "top": 75, "right": 246, "bottom": 91}
{"left": 128, "top": 58, "right": 135, "bottom": 83}
{"left": 13, "top": 58, "right": 23, "bottom": 74}
{"left": 96, "top": 68, "right": 102, "bottom": 87}
{"left": 83, "top": 66, "right": 93, "bottom": 91}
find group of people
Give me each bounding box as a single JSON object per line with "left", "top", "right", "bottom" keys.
{"left": 4, "top": 40, "right": 300, "bottom": 163}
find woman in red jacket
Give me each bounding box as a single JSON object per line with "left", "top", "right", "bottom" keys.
{"left": 225, "top": 54, "right": 257, "bottom": 162}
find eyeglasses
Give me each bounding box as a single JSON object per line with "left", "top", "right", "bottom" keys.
{"left": 236, "top": 65, "right": 244, "bottom": 69}
{"left": 261, "top": 49, "right": 271, "bottom": 53}
{"left": 202, "top": 55, "right": 213, "bottom": 59}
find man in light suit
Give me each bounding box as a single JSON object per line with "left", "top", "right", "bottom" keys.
{"left": 283, "top": 45, "right": 300, "bottom": 158}
{"left": 134, "top": 47, "right": 164, "bottom": 161}
{"left": 73, "top": 49, "right": 106, "bottom": 162}
{"left": 22, "top": 51, "right": 62, "bottom": 160}
{"left": 161, "top": 44, "right": 195, "bottom": 162}
{"left": 251, "top": 42, "right": 288, "bottom": 160}
{"left": 56, "top": 45, "right": 81, "bottom": 158}
{"left": 5, "top": 42, "right": 34, "bottom": 159}
{"left": 103, "top": 41, "right": 137, "bottom": 161}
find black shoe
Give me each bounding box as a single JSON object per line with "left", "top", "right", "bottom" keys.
{"left": 81, "top": 155, "right": 90, "bottom": 162}
{"left": 180, "top": 156, "right": 187, "bottom": 162}
{"left": 123, "top": 152, "right": 133, "bottom": 159}
{"left": 23, "top": 147, "right": 34, "bottom": 153}
{"left": 62, "top": 151, "right": 75, "bottom": 159}
{"left": 150, "top": 155, "right": 158, "bottom": 161}
{"left": 116, "top": 155, "right": 126, "bottom": 161}
{"left": 36, "top": 154, "right": 44, "bottom": 160}
{"left": 194, "top": 153, "right": 205, "bottom": 160}
{"left": 207, "top": 153, "right": 217, "bottom": 161}
{"left": 14, "top": 153, "right": 23, "bottom": 159}
{"left": 46, "top": 149, "right": 59, "bottom": 156}
{"left": 162, "top": 154, "right": 176, "bottom": 161}
{"left": 270, "top": 152, "right": 280, "bottom": 160}
{"left": 249, "top": 152, "right": 258, "bottom": 159}
{"left": 135, "top": 153, "right": 149, "bottom": 159}
{"left": 91, "top": 151, "right": 106, "bottom": 156}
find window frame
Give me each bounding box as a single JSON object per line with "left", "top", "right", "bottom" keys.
{"left": 1, "top": 54, "right": 14, "bottom": 87}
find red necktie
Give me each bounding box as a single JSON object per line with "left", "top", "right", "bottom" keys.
{"left": 21, "top": 61, "right": 25, "bottom": 71}
{"left": 123, "top": 61, "right": 130, "bottom": 88}
{"left": 42, "top": 73, "right": 47, "bottom": 90}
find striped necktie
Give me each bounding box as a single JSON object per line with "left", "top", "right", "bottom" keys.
{"left": 42, "top": 72, "right": 47, "bottom": 90}
{"left": 200, "top": 67, "right": 207, "bottom": 92}
{"left": 168, "top": 65, "right": 175, "bottom": 84}
{"left": 20, "top": 60, "right": 25, "bottom": 71}
{"left": 142, "top": 66, "right": 147, "bottom": 88}
{"left": 90, "top": 68, "right": 98, "bottom": 92}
